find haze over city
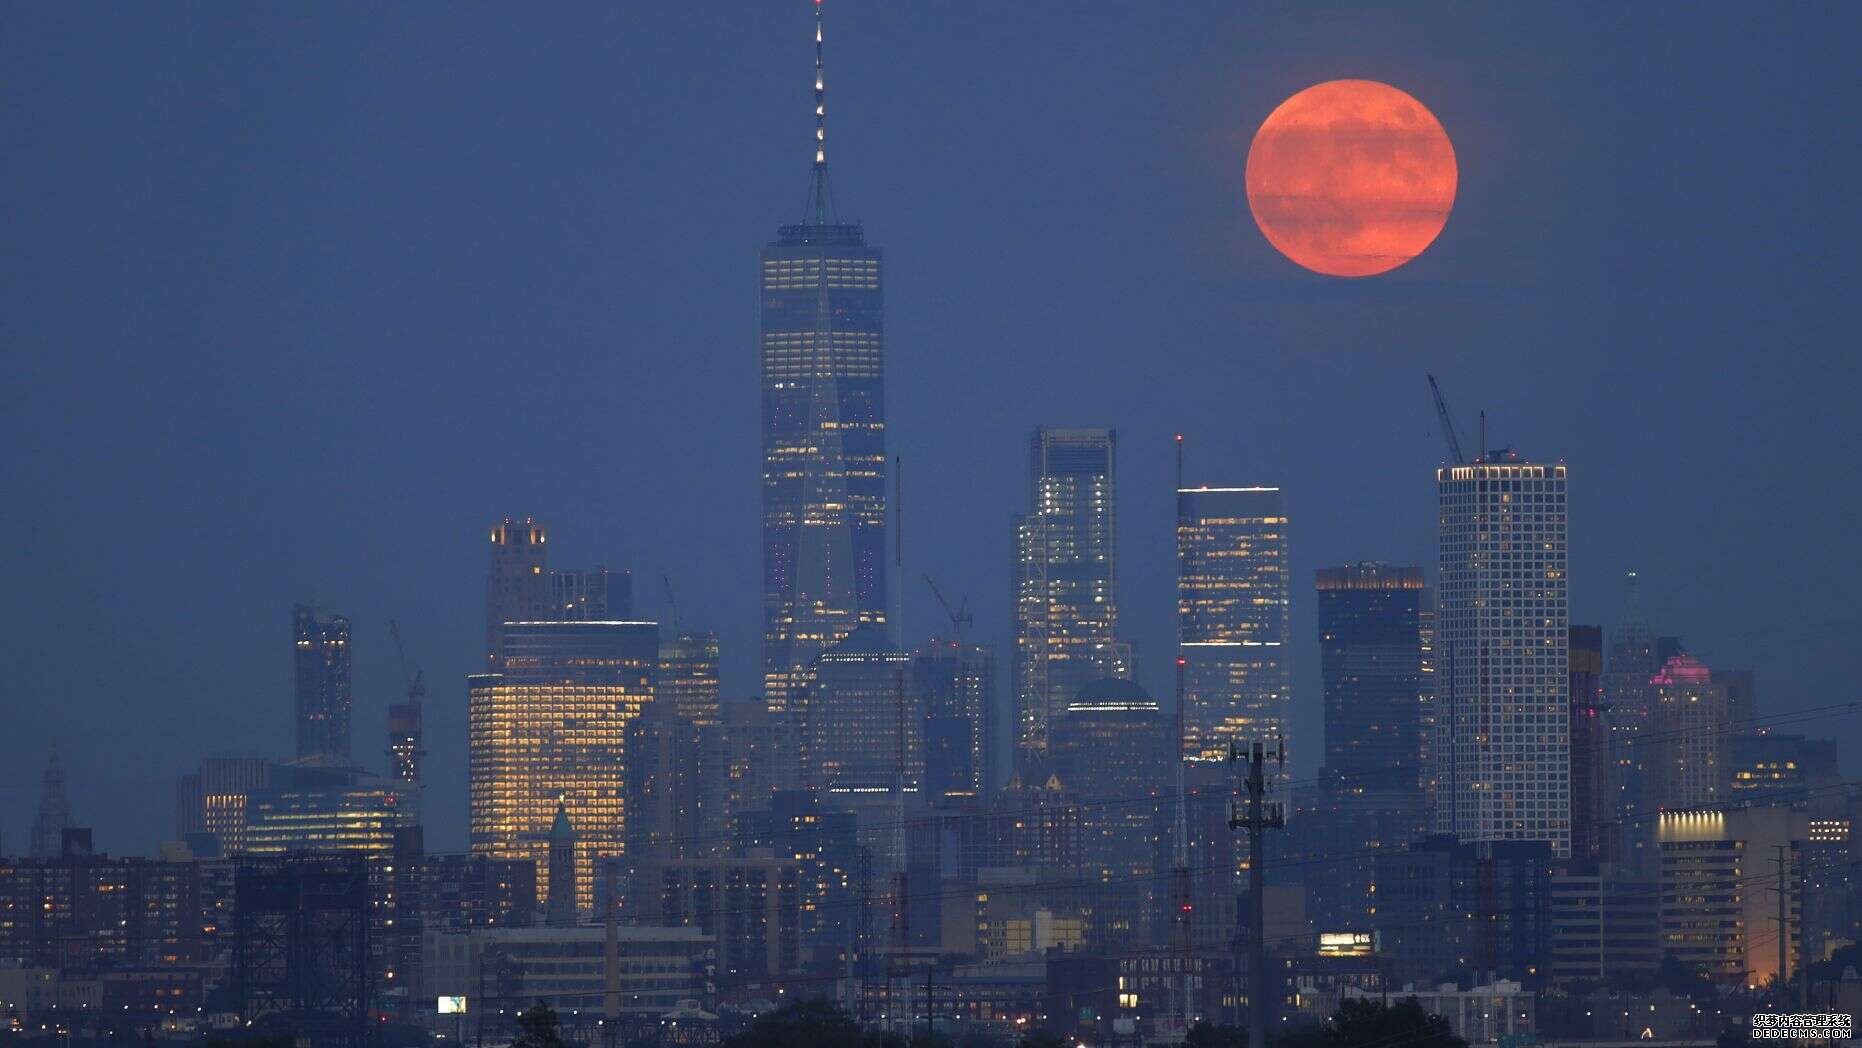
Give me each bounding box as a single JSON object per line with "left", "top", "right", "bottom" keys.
{"left": 1, "top": 4, "right": 1859, "bottom": 1046}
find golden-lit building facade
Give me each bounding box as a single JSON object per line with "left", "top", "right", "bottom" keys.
{"left": 469, "top": 620, "right": 658, "bottom": 914}
{"left": 1176, "top": 486, "right": 1289, "bottom": 765}
{"left": 174, "top": 756, "right": 273, "bottom": 856}
{"left": 1657, "top": 807, "right": 1805, "bottom": 987}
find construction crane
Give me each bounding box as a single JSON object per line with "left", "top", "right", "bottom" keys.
{"left": 1427, "top": 373, "right": 1468, "bottom": 464}
{"left": 922, "top": 575, "right": 971, "bottom": 640}
{"left": 388, "top": 619, "right": 424, "bottom": 705}
{"left": 661, "top": 575, "right": 681, "bottom": 632}
{"left": 387, "top": 620, "right": 426, "bottom": 791}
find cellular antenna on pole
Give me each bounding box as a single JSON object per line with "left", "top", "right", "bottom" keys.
{"left": 1232, "top": 738, "right": 1287, "bottom": 1048}
{"left": 807, "top": 0, "right": 833, "bottom": 224}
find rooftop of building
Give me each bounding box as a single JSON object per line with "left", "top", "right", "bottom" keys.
{"left": 1065, "top": 676, "right": 1158, "bottom": 712}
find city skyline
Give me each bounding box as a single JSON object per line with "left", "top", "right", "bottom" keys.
{"left": 3, "top": 3, "right": 1858, "bottom": 864}
{"left": 2, "top": 5, "right": 1861, "bottom": 1044}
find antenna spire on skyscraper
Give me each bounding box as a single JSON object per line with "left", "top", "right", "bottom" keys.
{"left": 808, "top": 0, "right": 834, "bottom": 224}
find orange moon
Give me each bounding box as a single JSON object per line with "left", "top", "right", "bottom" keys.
{"left": 1245, "top": 79, "right": 1457, "bottom": 277}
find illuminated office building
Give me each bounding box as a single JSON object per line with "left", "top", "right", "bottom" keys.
{"left": 175, "top": 756, "right": 273, "bottom": 855}
{"left": 760, "top": 2, "right": 887, "bottom": 709}
{"left": 468, "top": 620, "right": 658, "bottom": 914}
{"left": 657, "top": 631, "right": 722, "bottom": 726}
{"left": 1727, "top": 733, "right": 1840, "bottom": 806}
{"left": 1178, "top": 487, "right": 1291, "bottom": 764}
{"left": 244, "top": 785, "right": 406, "bottom": 857}
{"left": 1435, "top": 450, "right": 1571, "bottom": 856}
{"left": 293, "top": 604, "right": 352, "bottom": 765}
{"left": 1014, "top": 427, "right": 1127, "bottom": 763}
{"left": 1657, "top": 807, "right": 1805, "bottom": 987}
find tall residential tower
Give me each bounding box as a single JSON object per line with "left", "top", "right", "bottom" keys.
{"left": 760, "top": 2, "right": 887, "bottom": 708}
{"left": 1435, "top": 450, "right": 1571, "bottom": 856}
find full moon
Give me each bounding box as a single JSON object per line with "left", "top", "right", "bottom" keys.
{"left": 1245, "top": 79, "right": 1457, "bottom": 278}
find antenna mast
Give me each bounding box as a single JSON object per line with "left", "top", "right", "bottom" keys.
{"left": 1172, "top": 435, "right": 1193, "bottom": 1034}
{"left": 808, "top": 0, "right": 832, "bottom": 224}
{"left": 891, "top": 453, "right": 909, "bottom": 1031}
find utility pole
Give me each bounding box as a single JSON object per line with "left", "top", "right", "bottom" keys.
{"left": 1770, "top": 844, "right": 1793, "bottom": 1006}
{"left": 1798, "top": 852, "right": 1809, "bottom": 1010}
{"left": 924, "top": 959, "right": 935, "bottom": 1043}
{"left": 604, "top": 863, "right": 619, "bottom": 1048}
{"left": 1230, "top": 738, "right": 1285, "bottom": 1048}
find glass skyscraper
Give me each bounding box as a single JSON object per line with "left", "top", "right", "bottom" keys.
{"left": 1435, "top": 451, "right": 1571, "bottom": 856}
{"left": 1315, "top": 562, "right": 1423, "bottom": 787}
{"left": 760, "top": 4, "right": 887, "bottom": 709}
{"left": 1176, "top": 486, "right": 1289, "bottom": 764}
{"left": 1014, "top": 427, "right": 1126, "bottom": 763}
{"left": 1308, "top": 562, "right": 1425, "bottom": 929}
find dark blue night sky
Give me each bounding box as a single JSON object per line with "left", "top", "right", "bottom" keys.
{"left": 4, "top": 2, "right": 1858, "bottom": 853}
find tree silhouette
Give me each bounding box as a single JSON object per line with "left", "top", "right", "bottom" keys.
{"left": 1321, "top": 998, "right": 1467, "bottom": 1048}
{"left": 721, "top": 998, "right": 904, "bottom": 1048}
{"left": 512, "top": 1002, "right": 566, "bottom": 1048}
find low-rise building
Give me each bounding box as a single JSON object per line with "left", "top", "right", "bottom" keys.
{"left": 421, "top": 924, "right": 711, "bottom": 1018}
